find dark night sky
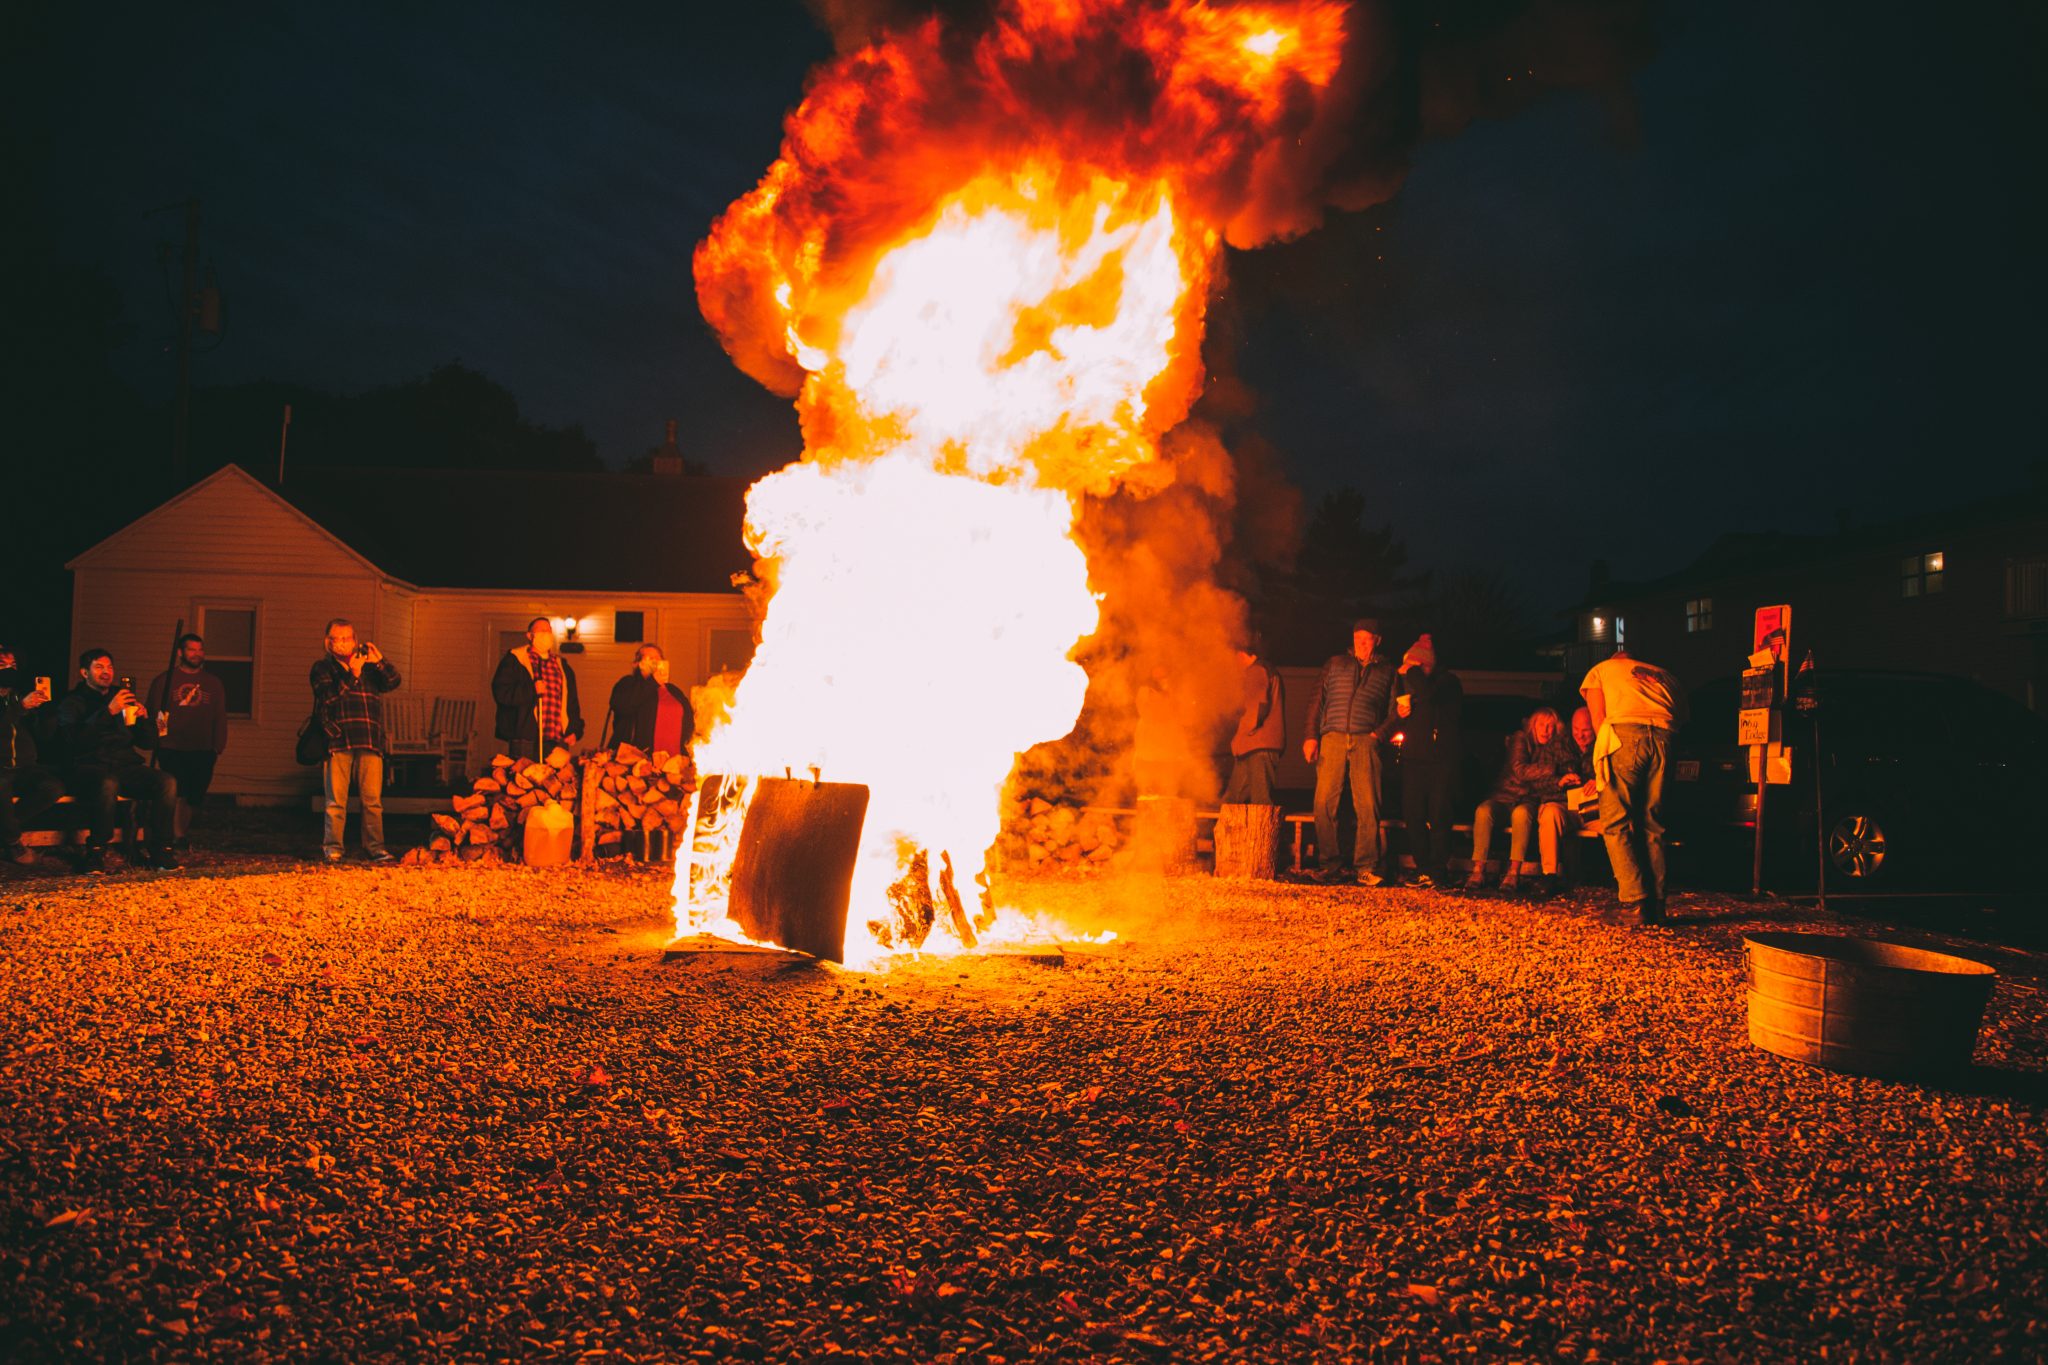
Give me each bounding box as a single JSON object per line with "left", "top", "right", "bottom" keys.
{"left": 9, "top": 1, "right": 2044, "bottom": 615}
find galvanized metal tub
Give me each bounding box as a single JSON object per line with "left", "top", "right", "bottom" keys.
{"left": 1743, "top": 932, "right": 1995, "bottom": 1081}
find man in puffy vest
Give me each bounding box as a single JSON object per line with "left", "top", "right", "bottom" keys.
{"left": 1302, "top": 618, "right": 1399, "bottom": 885}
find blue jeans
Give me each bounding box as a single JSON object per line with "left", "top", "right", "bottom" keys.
{"left": 323, "top": 748, "right": 386, "bottom": 856}
{"left": 1313, "top": 732, "right": 1382, "bottom": 872}
{"left": 1223, "top": 750, "right": 1280, "bottom": 805}
{"left": 1598, "top": 724, "right": 1668, "bottom": 904}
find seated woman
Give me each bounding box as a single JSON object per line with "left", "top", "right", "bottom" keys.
{"left": 1466, "top": 705, "right": 1582, "bottom": 893}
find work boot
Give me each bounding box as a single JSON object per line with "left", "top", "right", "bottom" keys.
{"left": 80, "top": 846, "right": 107, "bottom": 875}
{"left": 148, "top": 845, "right": 180, "bottom": 871}
{"left": 1602, "top": 901, "right": 1646, "bottom": 927}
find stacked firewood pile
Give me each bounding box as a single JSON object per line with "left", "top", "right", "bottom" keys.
{"left": 584, "top": 744, "right": 697, "bottom": 857}
{"left": 993, "top": 795, "right": 1126, "bottom": 870}
{"left": 407, "top": 748, "right": 580, "bottom": 865}
{"left": 402, "top": 743, "right": 696, "bottom": 865}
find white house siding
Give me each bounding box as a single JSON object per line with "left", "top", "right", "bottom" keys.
{"left": 67, "top": 466, "right": 758, "bottom": 794}
{"left": 66, "top": 467, "right": 401, "bottom": 798}
{"left": 401, "top": 591, "right": 757, "bottom": 779}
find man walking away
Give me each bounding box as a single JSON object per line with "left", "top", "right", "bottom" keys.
{"left": 310, "top": 619, "right": 401, "bottom": 865}
{"left": 1223, "top": 633, "right": 1285, "bottom": 806}
{"left": 0, "top": 645, "right": 63, "bottom": 868}
{"left": 1303, "top": 618, "right": 1400, "bottom": 885}
{"left": 1394, "top": 633, "right": 1463, "bottom": 888}
{"left": 606, "top": 645, "right": 693, "bottom": 755}
{"left": 1580, "top": 646, "right": 1687, "bottom": 924}
{"left": 493, "top": 617, "right": 583, "bottom": 761}
{"left": 48, "top": 649, "right": 179, "bottom": 872}
{"left": 146, "top": 633, "right": 228, "bottom": 848}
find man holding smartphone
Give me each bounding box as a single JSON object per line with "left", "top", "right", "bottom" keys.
{"left": 310, "top": 618, "right": 401, "bottom": 865}
{"left": 0, "top": 644, "right": 63, "bottom": 867}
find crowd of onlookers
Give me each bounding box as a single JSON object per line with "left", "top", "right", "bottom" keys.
{"left": 8, "top": 611, "right": 1685, "bottom": 921}
{"left": 1, "top": 638, "right": 214, "bottom": 873}
{"left": 1, "top": 615, "right": 695, "bottom": 874}
{"left": 1229, "top": 618, "right": 1687, "bottom": 925}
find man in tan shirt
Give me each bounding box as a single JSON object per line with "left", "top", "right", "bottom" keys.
{"left": 1580, "top": 647, "right": 1687, "bottom": 924}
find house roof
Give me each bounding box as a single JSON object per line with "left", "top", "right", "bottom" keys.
{"left": 273, "top": 466, "right": 754, "bottom": 593}
{"left": 1574, "top": 485, "right": 2048, "bottom": 611}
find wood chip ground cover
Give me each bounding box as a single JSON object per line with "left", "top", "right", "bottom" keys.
{"left": 2, "top": 855, "right": 2043, "bottom": 1361}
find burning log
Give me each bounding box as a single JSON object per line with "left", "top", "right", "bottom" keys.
{"left": 876, "top": 849, "right": 938, "bottom": 951}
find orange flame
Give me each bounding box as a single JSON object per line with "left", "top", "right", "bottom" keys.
{"left": 677, "top": 0, "right": 1353, "bottom": 961}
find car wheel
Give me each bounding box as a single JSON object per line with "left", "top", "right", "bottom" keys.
{"left": 1827, "top": 812, "right": 1889, "bottom": 881}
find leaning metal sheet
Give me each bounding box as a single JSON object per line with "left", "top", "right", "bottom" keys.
{"left": 727, "top": 778, "right": 871, "bottom": 962}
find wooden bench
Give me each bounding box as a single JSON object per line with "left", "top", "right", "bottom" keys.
{"left": 1285, "top": 811, "right": 1617, "bottom": 877}
{"left": 17, "top": 795, "right": 140, "bottom": 849}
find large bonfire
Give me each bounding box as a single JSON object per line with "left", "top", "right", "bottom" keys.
{"left": 675, "top": 0, "right": 1357, "bottom": 963}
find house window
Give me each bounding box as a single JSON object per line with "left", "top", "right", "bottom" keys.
{"left": 197, "top": 605, "right": 257, "bottom": 717}
{"left": 1902, "top": 551, "right": 1944, "bottom": 598}
{"left": 615, "top": 610, "right": 645, "bottom": 643}
{"left": 2007, "top": 560, "right": 2048, "bottom": 619}
{"left": 1685, "top": 597, "right": 1713, "bottom": 633}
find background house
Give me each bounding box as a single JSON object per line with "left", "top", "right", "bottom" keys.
{"left": 1562, "top": 488, "right": 2048, "bottom": 707}
{"left": 66, "top": 463, "right": 757, "bottom": 800}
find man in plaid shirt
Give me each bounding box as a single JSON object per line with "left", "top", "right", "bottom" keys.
{"left": 310, "top": 618, "right": 402, "bottom": 864}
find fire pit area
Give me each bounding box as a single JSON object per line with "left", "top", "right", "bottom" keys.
{"left": 3, "top": 855, "right": 2043, "bottom": 1360}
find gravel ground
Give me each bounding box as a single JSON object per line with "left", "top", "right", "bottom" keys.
{"left": 1, "top": 850, "right": 2044, "bottom": 1363}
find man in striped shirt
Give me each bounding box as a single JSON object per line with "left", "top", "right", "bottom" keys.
{"left": 1303, "top": 618, "right": 1400, "bottom": 885}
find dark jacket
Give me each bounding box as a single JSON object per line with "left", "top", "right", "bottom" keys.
{"left": 1396, "top": 666, "right": 1463, "bottom": 765}
{"left": 1230, "top": 660, "right": 1285, "bottom": 757}
{"left": 1490, "top": 729, "right": 1579, "bottom": 806}
{"left": 1, "top": 669, "right": 45, "bottom": 769}
{"left": 607, "top": 672, "right": 692, "bottom": 753}
{"left": 492, "top": 647, "right": 583, "bottom": 745}
{"left": 1306, "top": 653, "right": 1399, "bottom": 740}
{"left": 48, "top": 682, "right": 155, "bottom": 767}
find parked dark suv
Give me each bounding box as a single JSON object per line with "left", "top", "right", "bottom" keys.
{"left": 1666, "top": 670, "right": 2048, "bottom": 896}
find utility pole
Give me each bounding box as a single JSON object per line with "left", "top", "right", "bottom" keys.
{"left": 171, "top": 197, "right": 200, "bottom": 487}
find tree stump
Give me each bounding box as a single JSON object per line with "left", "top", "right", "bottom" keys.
{"left": 1133, "top": 795, "right": 1198, "bottom": 876}
{"left": 1213, "top": 803, "right": 1281, "bottom": 880}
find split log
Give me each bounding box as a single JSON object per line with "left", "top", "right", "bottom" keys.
{"left": 1213, "top": 803, "right": 1281, "bottom": 880}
